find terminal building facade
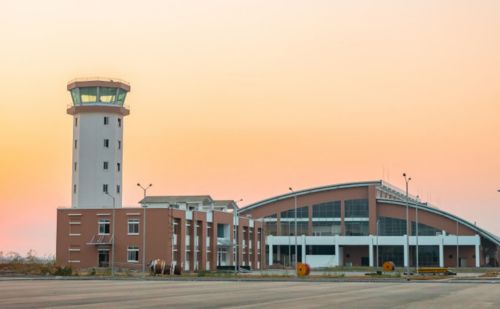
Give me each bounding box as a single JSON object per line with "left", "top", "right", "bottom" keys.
{"left": 56, "top": 78, "right": 499, "bottom": 271}
{"left": 238, "top": 181, "right": 500, "bottom": 268}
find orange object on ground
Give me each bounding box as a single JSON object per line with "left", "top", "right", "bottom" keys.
{"left": 382, "top": 261, "right": 395, "bottom": 272}
{"left": 296, "top": 263, "right": 311, "bottom": 276}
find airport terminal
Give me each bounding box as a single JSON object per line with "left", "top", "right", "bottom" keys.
{"left": 56, "top": 78, "right": 499, "bottom": 271}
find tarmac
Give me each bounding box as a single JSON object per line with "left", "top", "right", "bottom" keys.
{"left": 0, "top": 278, "right": 499, "bottom": 308}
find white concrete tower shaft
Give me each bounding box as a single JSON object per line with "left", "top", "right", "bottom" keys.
{"left": 67, "top": 79, "right": 130, "bottom": 208}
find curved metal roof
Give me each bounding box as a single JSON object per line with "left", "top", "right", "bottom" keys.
{"left": 378, "top": 199, "right": 500, "bottom": 246}
{"left": 238, "top": 180, "right": 500, "bottom": 246}
{"left": 239, "top": 180, "right": 381, "bottom": 213}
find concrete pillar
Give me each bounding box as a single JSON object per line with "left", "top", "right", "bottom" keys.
{"left": 403, "top": 235, "right": 409, "bottom": 268}
{"left": 301, "top": 235, "right": 306, "bottom": 264}
{"left": 369, "top": 236, "right": 374, "bottom": 267}
{"left": 475, "top": 235, "right": 481, "bottom": 267}
{"left": 268, "top": 242, "right": 273, "bottom": 266}
{"left": 335, "top": 235, "right": 340, "bottom": 267}
{"left": 439, "top": 243, "right": 444, "bottom": 268}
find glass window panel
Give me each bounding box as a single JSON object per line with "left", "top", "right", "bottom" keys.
{"left": 99, "top": 87, "right": 117, "bottom": 103}
{"left": 378, "top": 216, "right": 406, "bottom": 236}
{"left": 280, "top": 206, "right": 308, "bottom": 218}
{"left": 312, "top": 201, "right": 340, "bottom": 218}
{"left": 411, "top": 221, "right": 442, "bottom": 236}
{"left": 71, "top": 89, "right": 80, "bottom": 105}
{"left": 345, "top": 221, "right": 369, "bottom": 236}
{"left": 312, "top": 222, "right": 341, "bottom": 236}
{"left": 116, "top": 89, "right": 127, "bottom": 105}
{"left": 79, "top": 87, "right": 97, "bottom": 103}
{"left": 345, "top": 199, "right": 369, "bottom": 218}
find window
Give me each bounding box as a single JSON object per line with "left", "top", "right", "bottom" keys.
{"left": 74, "top": 140, "right": 77, "bottom": 149}
{"left": 73, "top": 184, "right": 77, "bottom": 194}
{"left": 118, "top": 118, "right": 122, "bottom": 127}
{"left": 98, "top": 219, "right": 110, "bottom": 235}
{"left": 116, "top": 185, "right": 120, "bottom": 194}
{"left": 99, "top": 87, "right": 117, "bottom": 103}
{"left": 312, "top": 222, "right": 341, "bottom": 236}
{"left": 265, "top": 222, "right": 277, "bottom": 236}
{"left": 280, "top": 206, "right": 308, "bottom": 218}
{"left": 411, "top": 222, "right": 442, "bottom": 236}
{"left": 118, "top": 140, "right": 121, "bottom": 150}
{"left": 127, "top": 246, "right": 139, "bottom": 263}
{"left": 280, "top": 221, "right": 308, "bottom": 236}
{"left": 79, "top": 87, "right": 97, "bottom": 103}
{"left": 74, "top": 162, "right": 77, "bottom": 171}
{"left": 104, "top": 139, "right": 109, "bottom": 148}
{"left": 104, "top": 116, "right": 109, "bottom": 125}
{"left": 74, "top": 117, "right": 78, "bottom": 127}
{"left": 117, "top": 163, "right": 121, "bottom": 172}
{"left": 103, "top": 184, "right": 108, "bottom": 194}
{"left": 312, "top": 201, "right": 340, "bottom": 218}
{"left": 128, "top": 219, "right": 139, "bottom": 235}
{"left": 345, "top": 221, "right": 369, "bottom": 236}
{"left": 103, "top": 161, "right": 109, "bottom": 170}
{"left": 345, "top": 199, "right": 369, "bottom": 218}
{"left": 379, "top": 217, "right": 406, "bottom": 236}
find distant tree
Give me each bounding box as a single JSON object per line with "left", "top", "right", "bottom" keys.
{"left": 26, "top": 249, "right": 38, "bottom": 264}
{"left": 6, "top": 251, "right": 22, "bottom": 263}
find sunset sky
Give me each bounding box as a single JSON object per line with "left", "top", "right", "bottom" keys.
{"left": 0, "top": 0, "right": 499, "bottom": 256}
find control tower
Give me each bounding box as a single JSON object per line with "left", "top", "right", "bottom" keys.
{"left": 67, "top": 78, "right": 130, "bottom": 208}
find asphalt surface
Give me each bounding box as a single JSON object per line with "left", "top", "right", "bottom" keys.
{"left": 0, "top": 279, "right": 499, "bottom": 308}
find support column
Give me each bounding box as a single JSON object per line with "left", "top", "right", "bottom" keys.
{"left": 301, "top": 235, "right": 306, "bottom": 264}
{"left": 403, "top": 235, "right": 409, "bottom": 268}
{"left": 268, "top": 243, "right": 273, "bottom": 266}
{"left": 369, "top": 236, "right": 374, "bottom": 267}
{"left": 439, "top": 243, "right": 444, "bottom": 268}
{"left": 335, "top": 235, "right": 340, "bottom": 267}
{"left": 475, "top": 235, "right": 480, "bottom": 268}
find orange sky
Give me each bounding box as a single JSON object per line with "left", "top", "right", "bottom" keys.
{"left": 1, "top": 1, "right": 499, "bottom": 256}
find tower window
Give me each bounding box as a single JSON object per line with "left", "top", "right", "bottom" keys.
{"left": 74, "top": 162, "right": 77, "bottom": 171}
{"left": 73, "top": 184, "right": 77, "bottom": 194}
{"left": 103, "top": 184, "right": 108, "bottom": 194}
{"left": 74, "top": 140, "right": 77, "bottom": 149}
{"left": 104, "top": 117, "right": 109, "bottom": 125}
{"left": 118, "top": 118, "right": 122, "bottom": 127}
{"left": 74, "top": 118, "right": 78, "bottom": 127}
{"left": 104, "top": 139, "right": 109, "bottom": 148}
{"left": 116, "top": 185, "right": 120, "bottom": 194}
{"left": 118, "top": 140, "right": 121, "bottom": 150}
{"left": 103, "top": 161, "right": 109, "bottom": 170}
{"left": 117, "top": 162, "right": 121, "bottom": 172}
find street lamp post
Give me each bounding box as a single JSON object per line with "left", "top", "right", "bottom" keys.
{"left": 137, "top": 183, "right": 152, "bottom": 274}
{"left": 289, "top": 187, "right": 298, "bottom": 269}
{"left": 376, "top": 218, "right": 380, "bottom": 272}
{"left": 403, "top": 173, "right": 412, "bottom": 276}
{"left": 105, "top": 192, "right": 116, "bottom": 276}
{"left": 415, "top": 195, "right": 419, "bottom": 274}
{"left": 234, "top": 199, "right": 243, "bottom": 275}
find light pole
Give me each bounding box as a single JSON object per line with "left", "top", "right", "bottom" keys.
{"left": 234, "top": 198, "right": 243, "bottom": 274}
{"left": 403, "top": 173, "right": 411, "bottom": 276}
{"left": 137, "top": 183, "right": 152, "bottom": 274}
{"left": 415, "top": 195, "right": 419, "bottom": 274}
{"left": 376, "top": 218, "right": 380, "bottom": 272}
{"left": 456, "top": 219, "right": 459, "bottom": 268}
{"left": 289, "top": 187, "right": 298, "bottom": 269}
{"left": 105, "top": 192, "right": 116, "bottom": 276}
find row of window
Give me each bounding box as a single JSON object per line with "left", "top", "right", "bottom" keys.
{"left": 74, "top": 116, "right": 122, "bottom": 127}
{"left": 72, "top": 184, "right": 120, "bottom": 194}
{"left": 99, "top": 218, "right": 139, "bottom": 235}
{"left": 73, "top": 162, "right": 121, "bottom": 172}
{"left": 269, "top": 199, "right": 369, "bottom": 221}
{"left": 74, "top": 139, "right": 122, "bottom": 150}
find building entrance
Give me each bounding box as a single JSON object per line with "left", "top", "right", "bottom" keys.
{"left": 98, "top": 250, "right": 110, "bottom": 267}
